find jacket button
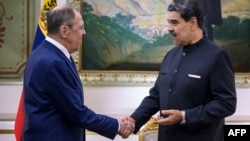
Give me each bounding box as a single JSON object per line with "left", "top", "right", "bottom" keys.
{"left": 168, "top": 89, "right": 172, "bottom": 92}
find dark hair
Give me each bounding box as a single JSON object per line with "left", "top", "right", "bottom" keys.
{"left": 46, "top": 6, "right": 76, "bottom": 35}
{"left": 167, "top": 0, "right": 204, "bottom": 29}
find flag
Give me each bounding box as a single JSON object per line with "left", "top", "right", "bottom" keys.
{"left": 14, "top": 0, "right": 57, "bottom": 141}
{"left": 33, "top": 0, "right": 58, "bottom": 51}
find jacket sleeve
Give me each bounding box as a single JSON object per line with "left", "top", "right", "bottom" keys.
{"left": 45, "top": 60, "right": 119, "bottom": 139}
{"left": 130, "top": 80, "right": 160, "bottom": 133}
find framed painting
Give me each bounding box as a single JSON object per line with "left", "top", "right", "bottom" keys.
{"left": 0, "top": 0, "right": 37, "bottom": 83}
{"left": 68, "top": 0, "right": 250, "bottom": 87}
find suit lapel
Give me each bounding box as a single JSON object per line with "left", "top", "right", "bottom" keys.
{"left": 43, "top": 40, "right": 83, "bottom": 88}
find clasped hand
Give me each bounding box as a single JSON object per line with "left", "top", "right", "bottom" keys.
{"left": 153, "top": 110, "right": 182, "bottom": 125}
{"left": 117, "top": 110, "right": 182, "bottom": 138}
{"left": 118, "top": 117, "right": 135, "bottom": 138}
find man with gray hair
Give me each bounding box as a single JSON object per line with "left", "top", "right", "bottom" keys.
{"left": 22, "top": 5, "right": 133, "bottom": 141}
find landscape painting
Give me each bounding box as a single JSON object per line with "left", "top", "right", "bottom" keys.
{"left": 80, "top": 0, "right": 250, "bottom": 72}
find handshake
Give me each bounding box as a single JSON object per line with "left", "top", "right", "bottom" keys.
{"left": 118, "top": 117, "right": 136, "bottom": 138}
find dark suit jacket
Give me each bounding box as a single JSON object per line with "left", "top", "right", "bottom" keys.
{"left": 131, "top": 37, "right": 236, "bottom": 141}
{"left": 197, "top": 0, "right": 222, "bottom": 40}
{"left": 198, "top": 0, "right": 222, "bottom": 25}
{"left": 22, "top": 40, "right": 118, "bottom": 141}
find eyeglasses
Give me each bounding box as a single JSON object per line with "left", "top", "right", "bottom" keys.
{"left": 79, "top": 25, "right": 85, "bottom": 31}
{"left": 62, "top": 25, "right": 85, "bottom": 31}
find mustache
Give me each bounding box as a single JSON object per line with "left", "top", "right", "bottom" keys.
{"left": 169, "top": 31, "right": 177, "bottom": 37}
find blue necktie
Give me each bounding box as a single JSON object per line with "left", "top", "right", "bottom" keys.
{"left": 70, "top": 56, "right": 82, "bottom": 88}
{"left": 70, "top": 56, "right": 77, "bottom": 73}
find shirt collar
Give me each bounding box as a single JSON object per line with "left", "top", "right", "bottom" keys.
{"left": 45, "top": 36, "right": 71, "bottom": 60}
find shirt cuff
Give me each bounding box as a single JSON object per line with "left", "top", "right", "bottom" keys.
{"left": 180, "top": 110, "right": 186, "bottom": 124}
{"left": 118, "top": 119, "right": 120, "bottom": 132}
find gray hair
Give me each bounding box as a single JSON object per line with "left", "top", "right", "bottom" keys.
{"left": 46, "top": 5, "right": 76, "bottom": 35}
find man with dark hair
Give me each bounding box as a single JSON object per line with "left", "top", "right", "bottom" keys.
{"left": 122, "top": 0, "right": 236, "bottom": 141}
{"left": 22, "top": 5, "right": 133, "bottom": 141}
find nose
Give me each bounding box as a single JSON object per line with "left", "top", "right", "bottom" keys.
{"left": 82, "top": 28, "right": 86, "bottom": 35}
{"left": 167, "top": 23, "right": 173, "bottom": 32}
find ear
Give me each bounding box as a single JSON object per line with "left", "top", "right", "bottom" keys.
{"left": 190, "top": 17, "right": 198, "bottom": 30}
{"left": 60, "top": 25, "right": 68, "bottom": 38}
